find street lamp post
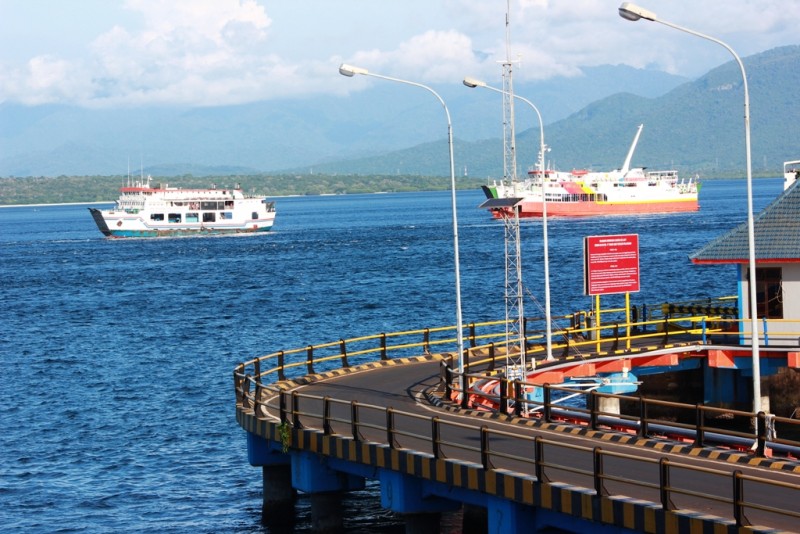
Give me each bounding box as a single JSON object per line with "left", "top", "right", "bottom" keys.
{"left": 463, "top": 77, "right": 553, "bottom": 361}
{"left": 339, "top": 64, "right": 466, "bottom": 396}
{"left": 618, "top": 3, "right": 763, "bottom": 415}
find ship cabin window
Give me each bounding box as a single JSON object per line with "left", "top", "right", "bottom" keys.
{"left": 750, "top": 267, "right": 783, "bottom": 319}
{"left": 168, "top": 213, "right": 181, "bottom": 223}
{"left": 186, "top": 213, "right": 199, "bottom": 223}
{"left": 150, "top": 213, "right": 164, "bottom": 221}
{"left": 201, "top": 201, "right": 224, "bottom": 210}
{"left": 203, "top": 212, "right": 216, "bottom": 223}
{"left": 224, "top": 200, "right": 234, "bottom": 209}
{"left": 252, "top": 212, "right": 259, "bottom": 219}
{"left": 220, "top": 212, "right": 232, "bottom": 220}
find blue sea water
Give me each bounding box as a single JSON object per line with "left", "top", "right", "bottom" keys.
{"left": 0, "top": 179, "right": 784, "bottom": 532}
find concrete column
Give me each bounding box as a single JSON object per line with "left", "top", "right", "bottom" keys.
{"left": 403, "top": 512, "right": 441, "bottom": 534}
{"left": 310, "top": 491, "right": 344, "bottom": 533}
{"left": 261, "top": 464, "right": 296, "bottom": 530}
{"left": 461, "top": 504, "right": 487, "bottom": 534}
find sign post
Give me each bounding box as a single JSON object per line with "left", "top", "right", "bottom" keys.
{"left": 584, "top": 234, "right": 641, "bottom": 350}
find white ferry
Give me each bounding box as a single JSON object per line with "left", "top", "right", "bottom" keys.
{"left": 89, "top": 176, "right": 276, "bottom": 238}
{"left": 482, "top": 124, "right": 699, "bottom": 217}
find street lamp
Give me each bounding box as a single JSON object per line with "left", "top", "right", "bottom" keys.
{"left": 463, "top": 77, "right": 553, "bottom": 362}
{"left": 618, "top": 3, "right": 763, "bottom": 415}
{"left": 339, "top": 64, "right": 466, "bottom": 395}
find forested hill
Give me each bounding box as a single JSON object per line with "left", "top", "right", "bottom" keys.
{"left": 0, "top": 174, "right": 486, "bottom": 206}
{"left": 307, "top": 45, "right": 800, "bottom": 179}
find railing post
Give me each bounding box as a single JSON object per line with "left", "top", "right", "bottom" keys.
{"left": 662, "top": 317, "right": 670, "bottom": 344}
{"left": 277, "top": 351, "right": 286, "bottom": 381}
{"left": 488, "top": 342, "right": 496, "bottom": 372}
{"left": 694, "top": 404, "right": 705, "bottom": 448}
{"left": 513, "top": 380, "right": 523, "bottom": 417}
{"left": 631, "top": 305, "right": 639, "bottom": 333}
{"left": 460, "top": 373, "right": 470, "bottom": 409}
{"left": 480, "top": 426, "right": 491, "bottom": 470}
{"left": 351, "top": 400, "right": 360, "bottom": 442}
{"left": 431, "top": 417, "right": 441, "bottom": 459}
{"left": 469, "top": 322, "right": 477, "bottom": 348}
{"left": 423, "top": 328, "right": 430, "bottom": 354}
{"left": 499, "top": 377, "right": 508, "bottom": 416}
{"left": 755, "top": 411, "right": 767, "bottom": 457}
{"left": 732, "top": 470, "right": 749, "bottom": 527}
{"left": 589, "top": 391, "right": 598, "bottom": 430}
{"left": 323, "top": 396, "right": 332, "bottom": 435}
{"left": 306, "top": 345, "right": 314, "bottom": 375}
{"left": 612, "top": 324, "right": 620, "bottom": 351}
{"left": 253, "top": 358, "right": 261, "bottom": 381}
{"left": 442, "top": 360, "right": 452, "bottom": 401}
{"left": 339, "top": 339, "right": 349, "bottom": 368}
{"left": 386, "top": 408, "right": 396, "bottom": 448}
{"left": 638, "top": 395, "right": 648, "bottom": 437}
{"left": 593, "top": 447, "right": 606, "bottom": 497}
{"left": 254, "top": 382, "right": 263, "bottom": 417}
{"left": 291, "top": 391, "right": 302, "bottom": 429}
{"left": 659, "top": 458, "right": 673, "bottom": 511}
{"left": 534, "top": 436, "right": 545, "bottom": 482}
{"left": 543, "top": 384, "right": 552, "bottom": 423}
{"left": 279, "top": 390, "right": 287, "bottom": 424}
{"left": 380, "top": 333, "right": 388, "bottom": 360}
{"left": 241, "top": 374, "right": 252, "bottom": 409}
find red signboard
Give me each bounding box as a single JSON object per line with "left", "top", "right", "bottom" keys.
{"left": 584, "top": 234, "right": 640, "bottom": 295}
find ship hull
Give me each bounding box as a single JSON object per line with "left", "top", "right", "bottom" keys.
{"left": 491, "top": 198, "right": 699, "bottom": 218}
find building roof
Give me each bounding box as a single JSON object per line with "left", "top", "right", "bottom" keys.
{"left": 690, "top": 180, "right": 800, "bottom": 264}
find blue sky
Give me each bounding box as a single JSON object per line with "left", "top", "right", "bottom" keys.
{"left": 1, "top": 0, "right": 797, "bottom": 108}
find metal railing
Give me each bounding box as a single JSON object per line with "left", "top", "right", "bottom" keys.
{"left": 238, "top": 388, "right": 800, "bottom": 529}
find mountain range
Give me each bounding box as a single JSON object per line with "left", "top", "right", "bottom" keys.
{"left": 1, "top": 45, "right": 798, "bottom": 179}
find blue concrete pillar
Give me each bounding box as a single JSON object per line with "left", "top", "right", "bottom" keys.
{"left": 379, "top": 469, "right": 459, "bottom": 514}
{"left": 246, "top": 431, "right": 287, "bottom": 466}
{"left": 486, "top": 496, "right": 537, "bottom": 534}
{"left": 704, "top": 366, "right": 749, "bottom": 408}
{"left": 291, "top": 450, "right": 365, "bottom": 493}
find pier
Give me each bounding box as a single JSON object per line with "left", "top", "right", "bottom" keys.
{"left": 234, "top": 306, "right": 800, "bottom": 533}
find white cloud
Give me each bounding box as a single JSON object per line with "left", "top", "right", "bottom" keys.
{"left": 0, "top": 0, "right": 797, "bottom": 107}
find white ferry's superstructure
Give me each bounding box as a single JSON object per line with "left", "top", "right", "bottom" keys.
{"left": 89, "top": 177, "right": 276, "bottom": 238}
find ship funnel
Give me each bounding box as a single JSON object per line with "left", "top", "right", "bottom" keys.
{"left": 621, "top": 124, "right": 644, "bottom": 175}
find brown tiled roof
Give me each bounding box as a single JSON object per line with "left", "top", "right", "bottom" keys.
{"left": 690, "top": 180, "right": 800, "bottom": 264}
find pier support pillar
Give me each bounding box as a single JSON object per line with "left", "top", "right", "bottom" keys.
{"left": 598, "top": 396, "right": 620, "bottom": 415}
{"left": 310, "top": 491, "right": 344, "bottom": 533}
{"left": 403, "top": 512, "right": 441, "bottom": 534}
{"left": 260, "top": 464, "right": 296, "bottom": 530}
{"left": 461, "top": 504, "right": 488, "bottom": 534}
{"left": 379, "top": 469, "right": 459, "bottom": 514}
{"left": 704, "top": 366, "right": 749, "bottom": 408}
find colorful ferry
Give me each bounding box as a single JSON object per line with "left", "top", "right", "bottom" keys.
{"left": 89, "top": 176, "right": 276, "bottom": 238}
{"left": 482, "top": 124, "right": 699, "bottom": 217}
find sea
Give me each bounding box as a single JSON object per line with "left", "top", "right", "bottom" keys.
{"left": 0, "top": 178, "right": 785, "bottom": 533}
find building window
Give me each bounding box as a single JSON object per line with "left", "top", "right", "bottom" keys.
{"left": 751, "top": 267, "right": 783, "bottom": 319}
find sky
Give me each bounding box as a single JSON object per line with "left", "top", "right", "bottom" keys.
{"left": 0, "top": 0, "right": 798, "bottom": 109}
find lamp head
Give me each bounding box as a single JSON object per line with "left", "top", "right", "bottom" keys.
{"left": 462, "top": 77, "right": 486, "bottom": 89}
{"left": 618, "top": 2, "right": 657, "bottom": 22}
{"left": 339, "top": 64, "right": 368, "bottom": 77}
